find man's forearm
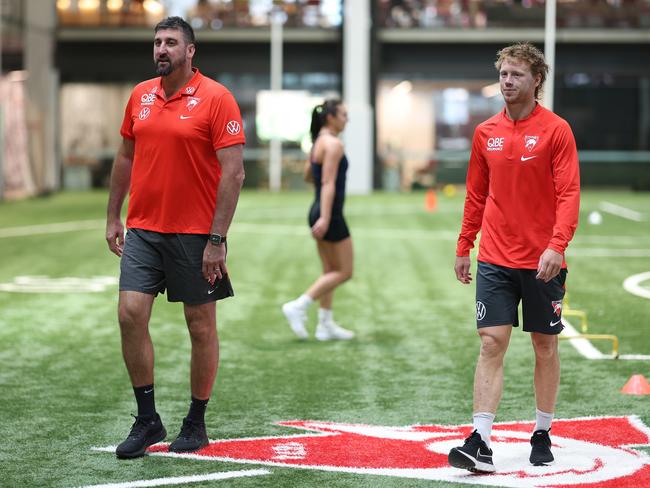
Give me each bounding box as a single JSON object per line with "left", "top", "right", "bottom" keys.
{"left": 107, "top": 156, "right": 132, "bottom": 220}
{"left": 211, "top": 166, "right": 245, "bottom": 235}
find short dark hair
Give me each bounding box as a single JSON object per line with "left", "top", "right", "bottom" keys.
{"left": 154, "top": 16, "right": 195, "bottom": 45}
{"left": 495, "top": 42, "right": 549, "bottom": 100}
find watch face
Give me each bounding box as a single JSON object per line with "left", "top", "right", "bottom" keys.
{"left": 210, "top": 234, "right": 223, "bottom": 244}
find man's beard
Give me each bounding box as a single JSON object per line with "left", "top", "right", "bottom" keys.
{"left": 155, "top": 57, "right": 181, "bottom": 76}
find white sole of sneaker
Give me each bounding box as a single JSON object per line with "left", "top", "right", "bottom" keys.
{"left": 282, "top": 303, "right": 308, "bottom": 339}
{"left": 530, "top": 459, "right": 555, "bottom": 466}
{"left": 448, "top": 448, "right": 496, "bottom": 473}
{"left": 315, "top": 334, "right": 354, "bottom": 341}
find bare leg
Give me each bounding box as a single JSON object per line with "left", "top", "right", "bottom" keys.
{"left": 531, "top": 332, "right": 560, "bottom": 413}
{"left": 316, "top": 240, "right": 334, "bottom": 309}
{"left": 305, "top": 238, "right": 353, "bottom": 301}
{"left": 473, "top": 325, "right": 512, "bottom": 413}
{"left": 184, "top": 301, "right": 218, "bottom": 400}
{"left": 118, "top": 291, "right": 156, "bottom": 387}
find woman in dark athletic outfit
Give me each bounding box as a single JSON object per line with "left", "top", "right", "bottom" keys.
{"left": 282, "top": 99, "right": 355, "bottom": 341}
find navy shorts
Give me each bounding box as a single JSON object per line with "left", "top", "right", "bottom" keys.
{"left": 476, "top": 261, "right": 567, "bottom": 335}
{"left": 308, "top": 203, "right": 350, "bottom": 242}
{"left": 119, "top": 228, "right": 234, "bottom": 305}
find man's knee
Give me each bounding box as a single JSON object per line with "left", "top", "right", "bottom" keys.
{"left": 185, "top": 305, "right": 216, "bottom": 343}
{"left": 478, "top": 329, "right": 509, "bottom": 359}
{"left": 532, "top": 334, "right": 558, "bottom": 359}
{"left": 187, "top": 319, "right": 216, "bottom": 344}
{"left": 118, "top": 302, "right": 148, "bottom": 331}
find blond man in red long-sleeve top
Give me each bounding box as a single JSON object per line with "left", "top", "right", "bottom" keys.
{"left": 448, "top": 43, "right": 580, "bottom": 474}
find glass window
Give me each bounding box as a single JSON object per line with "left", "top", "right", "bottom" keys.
{"left": 376, "top": 0, "right": 650, "bottom": 30}
{"left": 376, "top": 78, "right": 503, "bottom": 190}
{"left": 56, "top": 0, "right": 342, "bottom": 29}
{"left": 557, "top": 73, "right": 648, "bottom": 151}
{"left": 58, "top": 72, "right": 340, "bottom": 189}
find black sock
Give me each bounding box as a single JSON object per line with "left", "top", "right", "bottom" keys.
{"left": 187, "top": 396, "right": 209, "bottom": 423}
{"left": 133, "top": 384, "right": 156, "bottom": 418}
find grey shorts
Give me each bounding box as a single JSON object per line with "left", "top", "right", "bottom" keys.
{"left": 119, "top": 228, "right": 234, "bottom": 305}
{"left": 476, "top": 261, "right": 567, "bottom": 335}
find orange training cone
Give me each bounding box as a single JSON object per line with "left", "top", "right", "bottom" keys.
{"left": 425, "top": 188, "right": 437, "bottom": 212}
{"left": 621, "top": 374, "right": 650, "bottom": 395}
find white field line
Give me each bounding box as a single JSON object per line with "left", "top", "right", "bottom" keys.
{"left": 0, "top": 219, "right": 104, "bottom": 238}
{"left": 562, "top": 318, "right": 650, "bottom": 361}
{"left": 0, "top": 220, "right": 648, "bottom": 259}
{"left": 623, "top": 271, "right": 650, "bottom": 300}
{"left": 574, "top": 235, "right": 650, "bottom": 244}
{"left": 561, "top": 318, "right": 607, "bottom": 359}
{"left": 237, "top": 203, "right": 456, "bottom": 218}
{"left": 565, "top": 248, "right": 650, "bottom": 258}
{"left": 78, "top": 469, "right": 271, "bottom": 488}
{"left": 599, "top": 201, "right": 645, "bottom": 222}
{"left": 233, "top": 222, "right": 459, "bottom": 240}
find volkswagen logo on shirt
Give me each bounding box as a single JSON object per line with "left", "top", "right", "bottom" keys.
{"left": 138, "top": 107, "right": 151, "bottom": 120}
{"left": 226, "top": 120, "right": 241, "bottom": 135}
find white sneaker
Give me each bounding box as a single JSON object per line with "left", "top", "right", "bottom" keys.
{"left": 282, "top": 301, "right": 308, "bottom": 339}
{"left": 315, "top": 320, "right": 355, "bottom": 341}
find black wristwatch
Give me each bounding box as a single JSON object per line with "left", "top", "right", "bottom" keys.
{"left": 208, "top": 233, "right": 226, "bottom": 245}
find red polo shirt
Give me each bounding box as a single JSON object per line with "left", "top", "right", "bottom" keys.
{"left": 120, "top": 68, "right": 246, "bottom": 234}
{"left": 456, "top": 104, "right": 580, "bottom": 269}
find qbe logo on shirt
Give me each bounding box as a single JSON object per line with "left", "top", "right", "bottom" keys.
{"left": 486, "top": 137, "right": 504, "bottom": 151}
{"left": 140, "top": 93, "right": 156, "bottom": 105}
{"left": 226, "top": 120, "right": 241, "bottom": 135}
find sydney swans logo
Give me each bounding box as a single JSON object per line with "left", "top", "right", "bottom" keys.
{"left": 95, "top": 416, "right": 650, "bottom": 487}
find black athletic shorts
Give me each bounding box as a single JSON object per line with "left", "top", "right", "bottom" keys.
{"left": 476, "top": 261, "right": 567, "bottom": 335}
{"left": 119, "top": 228, "right": 234, "bottom": 305}
{"left": 308, "top": 202, "right": 350, "bottom": 242}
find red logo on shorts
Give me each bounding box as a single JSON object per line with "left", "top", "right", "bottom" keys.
{"left": 552, "top": 300, "right": 563, "bottom": 316}
{"left": 145, "top": 416, "right": 650, "bottom": 486}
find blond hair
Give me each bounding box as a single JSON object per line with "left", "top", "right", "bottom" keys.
{"left": 495, "top": 42, "right": 549, "bottom": 100}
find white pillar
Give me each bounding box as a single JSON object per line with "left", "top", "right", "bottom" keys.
{"left": 269, "top": 9, "right": 283, "bottom": 192}
{"left": 343, "top": 0, "right": 373, "bottom": 194}
{"left": 543, "top": 0, "right": 556, "bottom": 111}
{"left": 25, "top": 0, "right": 59, "bottom": 193}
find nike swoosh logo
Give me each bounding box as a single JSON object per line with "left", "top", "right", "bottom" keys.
{"left": 549, "top": 319, "right": 562, "bottom": 327}
{"left": 180, "top": 115, "right": 193, "bottom": 119}
{"left": 521, "top": 155, "right": 537, "bottom": 162}
{"left": 144, "top": 389, "right": 153, "bottom": 394}
{"left": 208, "top": 288, "right": 216, "bottom": 295}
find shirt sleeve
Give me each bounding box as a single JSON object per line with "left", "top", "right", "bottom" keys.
{"left": 210, "top": 92, "right": 246, "bottom": 151}
{"left": 456, "top": 127, "right": 490, "bottom": 257}
{"left": 119, "top": 93, "right": 135, "bottom": 140}
{"left": 548, "top": 121, "right": 580, "bottom": 255}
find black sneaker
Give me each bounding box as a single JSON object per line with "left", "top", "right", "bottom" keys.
{"left": 448, "top": 430, "right": 496, "bottom": 473}
{"left": 530, "top": 429, "right": 554, "bottom": 465}
{"left": 116, "top": 413, "right": 166, "bottom": 459}
{"left": 168, "top": 417, "right": 209, "bottom": 453}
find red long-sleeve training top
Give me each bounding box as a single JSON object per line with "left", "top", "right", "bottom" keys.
{"left": 456, "top": 103, "right": 580, "bottom": 269}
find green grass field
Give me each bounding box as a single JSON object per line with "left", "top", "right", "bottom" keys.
{"left": 0, "top": 189, "right": 649, "bottom": 487}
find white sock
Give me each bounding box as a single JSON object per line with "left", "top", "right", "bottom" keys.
{"left": 318, "top": 308, "right": 333, "bottom": 323}
{"left": 294, "top": 294, "right": 314, "bottom": 310}
{"left": 534, "top": 408, "right": 554, "bottom": 432}
{"left": 473, "top": 412, "right": 495, "bottom": 448}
